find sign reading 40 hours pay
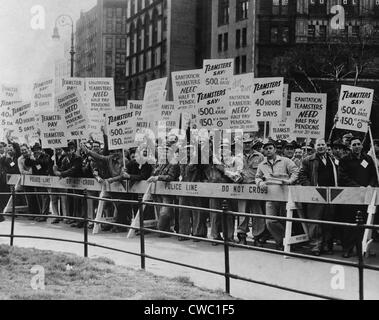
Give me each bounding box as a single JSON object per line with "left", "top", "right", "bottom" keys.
{"left": 197, "top": 59, "right": 234, "bottom": 129}
{"left": 336, "top": 85, "right": 373, "bottom": 133}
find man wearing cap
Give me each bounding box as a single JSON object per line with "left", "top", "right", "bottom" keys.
{"left": 342, "top": 133, "right": 353, "bottom": 147}
{"left": 283, "top": 141, "right": 297, "bottom": 160}
{"left": 298, "top": 138, "right": 339, "bottom": 256}
{"left": 236, "top": 135, "right": 265, "bottom": 245}
{"left": 255, "top": 140, "right": 299, "bottom": 250}
{"left": 339, "top": 136, "right": 378, "bottom": 257}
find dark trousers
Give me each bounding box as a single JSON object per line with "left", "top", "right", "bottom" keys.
{"left": 178, "top": 197, "right": 208, "bottom": 237}
{"left": 35, "top": 187, "right": 50, "bottom": 215}
{"left": 306, "top": 204, "right": 335, "bottom": 251}
{"left": 340, "top": 205, "right": 367, "bottom": 252}
{"left": 113, "top": 192, "right": 133, "bottom": 226}
{"left": 209, "top": 198, "right": 235, "bottom": 240}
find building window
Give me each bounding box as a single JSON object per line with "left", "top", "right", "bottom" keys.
{"left": 130, "top": 23, "right": 135, "bottom": 54}
{"left": 145, "top": 14, "right": 150, "bottom": 48}
{"left": 308, "top": 25, "right": 316, "bottom": 39}
{"left": 106, "top": 38, "right": 113, "bottom": 49}
{"left": 105, "top": 66, "right": 113, "bottom": 77}
{"left": 272, "top": 0, "right": 288, "bottom": 15}
{"left": 116, "top": 21, "right": 122, "bottom": 33}
{"left": 137, "top": 19, "right": 143, "bottom": 52}
{"left": 271, "top": 27, "right": 278, "bottom": 43}
{"left": 236, "top": 29, "right": 241, "bottom": 48}
{"left": 223, "top": 32, "right": 228, "bottom": 51}
{"left": 241, "top": 55, "right": 247, "bottom": 73}
{"left": 106, "top": 20, "right": 113, "bottom": 33}
{"left": 352, "top": 25, "right": 360, "bottom": 38}
{"left": 121, "top": 38, "right": 126, "bottom": 49}
{"left": 235, "top": 56, "right": 240, "bottom": 74}
{"left": 309, "top": 0, "right": 327, "bottom": 16}
{"left": 152, "top": 9, "right": 159, "bottom": 45}
{"left": 107, "top": 8, "right": 114, "bottom": 18}
{"left": 218, "top": 0, "right": 229, "bottom": 26}
{"left": 282, "top": 26, "right": 289, "bottom": 43}
{"left": 106, "top": 52, "right": 112, "bottom": 65}
{"left": 242, "top": 28, "right": 247, "bottom": 47}
{"left": 236, "top": 0, "right": 249, "bottom": 21}
{"left": 116, "top": 8, "right": 123, "bottom": 18}
{"left": 318, "top": 25, "right": 327, "bottom": 40}
{"left": 218, "top": 34, "right": 223, "bottom": 52}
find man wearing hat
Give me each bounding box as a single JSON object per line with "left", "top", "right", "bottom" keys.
{"left": 255, "top": 140, "right": 299, "bottom": 250}
{"left": 283, "top": 141, "right": 297, "bottom": 160}
{"left": 236, "top": 134, "right": 265, "bottom": 245}
{"left": 342, "top": 133, "right": 354, "bottom": 147}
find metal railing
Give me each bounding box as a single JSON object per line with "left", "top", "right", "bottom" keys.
{"left": 1, "top": 187, "right": 379, "bottom": 300}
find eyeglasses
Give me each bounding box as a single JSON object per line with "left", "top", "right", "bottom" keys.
{"left": 351, "top": 143, "right": 362, "bottom": 147}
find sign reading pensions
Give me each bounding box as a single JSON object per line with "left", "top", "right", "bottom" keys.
{"left": 106, "top": 110, "right": 137, "bottom": 150}
{"left": 40, "top": 113, "right": 68, "bottom": 148}
{"left": 56, "top": 89, "right": 88, "bottom": 137}
{"left": 86, "top": 78, "right": 115, "bottom": 113}
{"left": 197, "top": 59, "right": 234, "bottom": 129}
{"left": 336, "top": 85, "right": 373, "bottom": 133}
{"left": 228, "top": 73, "right": 258, "bottom": 131}
{"left": 289, "top": 92, "right": 327, "bottom": 139}
{"left": 252, "top": 77, "right": 284, "bottom": 121}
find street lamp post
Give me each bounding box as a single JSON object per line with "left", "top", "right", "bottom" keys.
{"left": 52, "top": 15, "right": 75, "bottom": 77}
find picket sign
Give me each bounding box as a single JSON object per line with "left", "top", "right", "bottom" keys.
{"left": 284, "top": 187, "right": 309, "bottom": 256}
{"left": 126, "top": 183, "right": 159, "bottom": 239}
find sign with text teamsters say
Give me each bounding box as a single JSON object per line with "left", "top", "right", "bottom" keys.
{"left": 197, "top": 59, "right": 234, "bottom": 130}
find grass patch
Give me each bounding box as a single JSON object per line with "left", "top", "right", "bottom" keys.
{"left": 0, "top": 245, "right": 236, "bottom": 300}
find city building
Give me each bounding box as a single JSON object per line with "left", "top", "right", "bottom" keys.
{"left": 75, "top": 0, "right": 211, "bottom": 106}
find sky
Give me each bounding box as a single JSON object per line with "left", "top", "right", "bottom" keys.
{"left": 0, "top": 0, "right": 97, "bottom": 99}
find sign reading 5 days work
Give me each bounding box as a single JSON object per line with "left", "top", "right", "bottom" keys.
{"left": 40, "top": 113, "right": 68, "bottom": 148}
{"left": 252, "top": 77, "right": 284, "bottom": 121}
{"left": 56, "top": 89, "right": 88, "bottom": 132}
{"left": 32, "top": 78, "right": 55, "bottom": 112}
{"left": 336, "top": 85, "right": 374, "bottom": 133}
{"left": 197, "top": 59, "right": 234, "bottom": 129}
{"left": 289, "top": 93, "right": 327, "bottom": 139}
{"left": 106, "top": 110, "right": 137, "bottom": 150}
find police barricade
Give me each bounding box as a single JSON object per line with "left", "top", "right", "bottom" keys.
{"left": 5, "top": 174, "right": 379, "bottom": 255}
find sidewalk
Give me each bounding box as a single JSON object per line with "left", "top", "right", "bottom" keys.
{"left": 1, "top": 218, "right": 379, "bottom": 300}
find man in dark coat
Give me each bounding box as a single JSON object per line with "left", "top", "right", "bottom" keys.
{"left": 299, "top": 138, "right": 339, "bottom": 256}
{"left": 338, "top": 136, "right": 378, "bottom": 258}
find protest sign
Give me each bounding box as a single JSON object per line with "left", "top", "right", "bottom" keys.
{"left": 289, "top": 92, "right": 327, "bottom": 139}
{"left": 270, "top": 108, "right": 292, "bottom": 141}
{"left": 228, "top": 73, "right": 258, "bottom": 131}
{"left": 32, "top": 78, "right": 55, "bottom": 112}
{"left": 127, "top": 100, "right": 149, "bottom": 133}
{"left": 40, "top": 113, "right": 68, "bottom": 148}
{"left": 20, "top": 109, "right": 39, "bottom": 144}
{"left": 252, "top": 77, "right": 284, "bottom": 121}
{"left": 86, "top": 78, "right": 115, "bottom": 113}
{"left": 106, "top": 110, "right": 137, "bottom": 150}
{"left": 142, "top": 77, "right": 167, "bottom": 132}
{"left": 0, "top": 84, "right": 22, "bottom": 139}
{"left": 156, "top": 103, "right": 179, "bottom": 133}
{"left": 11, "top": 102, "right": 34, "bottom": 142}
{"left": 197, "top": 59, "right": 234, "bottom": 129}
{"left": 57, "top": 77, "right": 85, "bottom": 98}
{"left": 281, "top": 84, "right": 289, "bottom": 121}
{"left": 172, "top": 69, "right": 202, "bottom": 128}
{"left": 336, "top": 85, "right": 374, "bottom": 133}
{"left": 56, "top": 89, "right": 88, "bottom": 139}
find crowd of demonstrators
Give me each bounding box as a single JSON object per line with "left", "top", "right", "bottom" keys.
{"left": 0, "top": 127, "right": 378, "bottom": 259}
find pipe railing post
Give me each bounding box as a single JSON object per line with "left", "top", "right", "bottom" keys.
{"left": 222, "top": 200, "right": 231, "bottom": 295}
{"left": 139, "top": 195, "right": 146, "bottom": 270}
{"left": 10, "top": 186, "right": 16, "bottom": 246}
{"left": 356, "top": 210, "right": 364, "bottom": 300}
{"left": 83, "top": 189, "right": 88, "bottom": 258}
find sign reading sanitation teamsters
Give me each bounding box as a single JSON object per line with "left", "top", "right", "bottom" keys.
{"left": 197, "top": 59, "right": 234, "bottom": 129}
{"left": 336, "top": 85, "right": 374, "bottom": 133}
{"left": 172, "top": 69, "right": 202, "bottom": 128}
{"left": 40, "top": 113, "right": 68, "bottom": 148}
{"left": 56, "top": 89, "right": 88, "bottom": 139}
{"left": 228, "top": 73, "right": 258, "bottom": 131}
{"left": 289, "top": 92, "right": 327, "bottom": 139}
{"left": 252, "top": 77, "right": 284, "bottom": 121}
{"left": 106, "top": 110, "right": 137, "bottom": 150}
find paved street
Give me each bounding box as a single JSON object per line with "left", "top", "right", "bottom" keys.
{"left": 1, "top": 218, "right": 379, "bottom": 300}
